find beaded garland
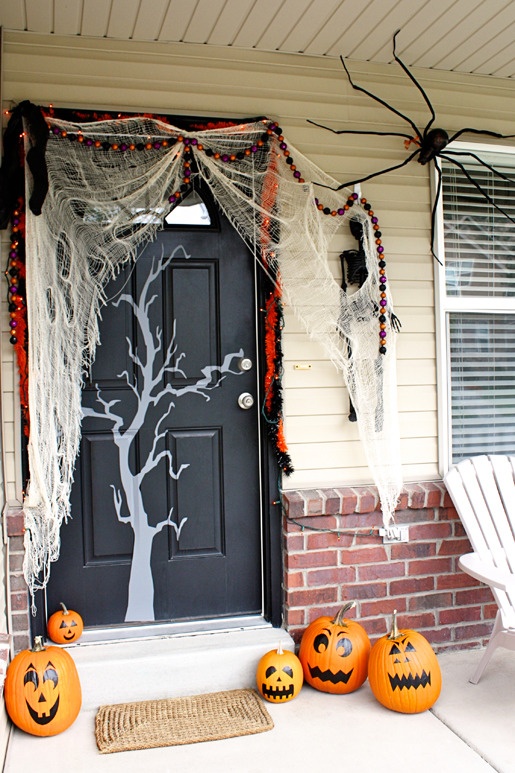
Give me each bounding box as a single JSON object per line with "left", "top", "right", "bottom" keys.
{"left": 5, "top": 198, "right": 29, "bottom": 436}
{"left": 47, "top": 118, "right": 390, "bottom": 355}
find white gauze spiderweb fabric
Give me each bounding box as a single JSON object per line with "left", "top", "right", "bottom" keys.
{"left": 22, "top": 115, "right": 402, "bottom": 603}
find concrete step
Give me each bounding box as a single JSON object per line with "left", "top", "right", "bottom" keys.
{"left": 59, "top": 625, "right": 295, "bottom": 710}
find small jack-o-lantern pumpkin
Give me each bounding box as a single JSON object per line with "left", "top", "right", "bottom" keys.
{"left": 368, "top": 610, "right": 442, "bottom": 713}
{"left": 298, "top": 601, "right": 370, "bottom": 694}
{"left": 47, "top": 602, "right": 84, "bottom": 644}
{"left": 4, "top": 636, "right": 82, "bottom": 736}
{"left": 256, "top": 643, "right": 303, "bottom": 703}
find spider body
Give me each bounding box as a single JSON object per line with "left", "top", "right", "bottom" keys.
{"left": 418, "top": 128, "right": 449, "bottom": 165}
{"left": 309, "top": 30, "right": 515, "bottom": 260}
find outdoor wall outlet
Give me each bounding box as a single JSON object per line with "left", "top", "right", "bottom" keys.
{"left": 379, "top": 525, "right": 409, "bottom": 544}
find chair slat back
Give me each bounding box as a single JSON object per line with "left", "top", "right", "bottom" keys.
{"left": 447, "top": 456, "right": 515, "bottom": 570}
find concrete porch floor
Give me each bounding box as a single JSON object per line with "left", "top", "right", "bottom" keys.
{"left": 4, "top": 632, "right": 515, "bottom": 773}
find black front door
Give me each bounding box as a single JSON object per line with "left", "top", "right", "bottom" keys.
{"left": 45, "top": 189, "right": 264, "bottom": 628}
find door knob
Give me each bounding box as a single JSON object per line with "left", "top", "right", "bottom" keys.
{"left": 238, "top": 392, "right": 255, "bottom": 410}
{"left": 238, "top": 357, "right": 253, "bottom": 372}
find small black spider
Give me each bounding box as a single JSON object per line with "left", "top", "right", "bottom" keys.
{"left": 309, "top": 30, "right": 515, "bottom": 262}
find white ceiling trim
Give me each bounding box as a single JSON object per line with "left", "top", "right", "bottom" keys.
{"left": 2, "top": 0, "right": 515, "bottom": 78}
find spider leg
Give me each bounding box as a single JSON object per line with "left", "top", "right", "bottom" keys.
{"left": 339, "top": 55, "right": 422, "bottom": 141}
{"left": 314, "top": 148, "right": 421, "bottom": 191}
{"left": 307, "top": 119, "right": 413, "bottom": 141}
{"left": 430, "top": 161, "right": 444, "bottom": 265}
{"left": 448, "top": 127, "right": 515, "bottom": 143}
{"left": 442, "top": 153, "right": 515, "bottom": 226}
{"left": 443, "top": 149, "right": 515, "bottom": 184}
{"left": 392, "top": 29, "right": 435, "bottom": 137}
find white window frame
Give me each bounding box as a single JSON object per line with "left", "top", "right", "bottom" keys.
{"left": 434, "top": 140, "right": 515, "bottom": 476}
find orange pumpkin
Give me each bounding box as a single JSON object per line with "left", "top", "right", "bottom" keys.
{"left": 4, "top": 636, "right": 82, "bottom": 736}
{"left": 256, "top": 643, "right": 303, "bottom": 703}
{"left": 368, "top": 610, "right": 442, "bottom": 713}
{"left": 298, "top": 601, "right": 370, "bottom": 694}
{"left": 47, "top": 602, "right": 84, "bottom": 644}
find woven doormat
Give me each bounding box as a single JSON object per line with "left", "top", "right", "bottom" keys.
{"left": 95, "top": 688, "right": 274, "bottom": 754}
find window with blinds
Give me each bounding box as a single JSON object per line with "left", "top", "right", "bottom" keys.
{"left": 441, "top": 149, "right": 515, "bottom": 464}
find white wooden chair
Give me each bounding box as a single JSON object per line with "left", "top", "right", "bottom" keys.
{"left": 444, "top": 454, "right": 515, "bottom": 683}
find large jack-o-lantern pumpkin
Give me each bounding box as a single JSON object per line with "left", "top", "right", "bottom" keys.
{"left": 368, "top": 610, "right": 442, "bottom": 713}
{"left": 4, "top": 636, "right": 82, "bottom": 736}
{"left": 47, "top": 602, "right": 84, "bottom": 644}
{"left": 298, "top": 601, "right": 370, "bottom": 694}
{"left": 256, "top": 644, "right": 303, "bottom": 703}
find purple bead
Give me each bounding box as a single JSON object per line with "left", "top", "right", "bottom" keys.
{"left": 377, "top": 245, "right": 384, "bottom": 253}
{"left": 53, "top": 127, "right": 60, "bottom": 135}
{"left": 191, "top": 138, "right": 198, "bottom": 145}
{"left": 280, "top": 142, "right": 287, "bottom": 150}
{"left": 380, "top": 330, "right": 386, "bottom": 339}
{"left": 380, "top": 299, "right": 387, "bottom": 307}
{"left": 9, "top": 286, "right": 17, "bottom": 294}
{"left": 221, "top": 154, "right": 228, "bottom": 162}
{"left": 86, "top": 138, "right": 93, "bottom": 146}
{"left": 351, "top": 192, "right": 358, "bottom": 200}
{"left": 338, "top": 208, "right": 345, "bottom": 216}
{"left": 9, "top": 251, "right": 17, "bottom": 259}
{"left": 251, "top": 145, "right": 258, "bottom": 152}
{"left": 294, "top": 170, "right": 301, "bottom": 178}
{"left": 153, "top": 142, "right": 161, "bottom": 150}
{"left": 168, "top": 195, "right": 175, "bottom": 203}
{"left": 381, "top": 276, "right": 387, "bottom": 283}
{"left": 9, "top": 320, "right": 17, "bottom": 329}
{"left": 183, "top": 138, "right": 190, "bottom": 145}
{"left": 371, "top": 217, "right": 378, "bottom": 224}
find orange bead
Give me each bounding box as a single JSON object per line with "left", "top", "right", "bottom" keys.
{"left": 197, "top": 144, "right": 203, "bottom": 151}
{"left": 94, "top": 140, "right": 101, "bottom": 148}
{"left": 331, "top": 210, "right": 337, "bottom": 216}
{"left": 214, "top": 152, "right": 220, "bottom": 159}
{"left": 380, "top": 292, "right": 386, "bottom": 299}
{"left": 77, "top": 135, "right": 84, "bottom": 143}
{"left": 177, "top": 135, "right": 184, "bottom": 143}
{"left": 162, "top": 140, "right": 168, "bottom": 147}
{"left": 111, "top": 143, "right": 119, "bottom": 150}
{"left": 317, "top": 204, "right": 324, "bottom": 210}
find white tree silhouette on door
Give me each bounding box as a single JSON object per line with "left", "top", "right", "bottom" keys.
{"left": 83, "top": 247, "right": 243, "bottom": 622}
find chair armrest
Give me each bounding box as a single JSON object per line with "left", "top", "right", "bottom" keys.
{"left": 459, "top": 552, "right": 515, "bottom": 593}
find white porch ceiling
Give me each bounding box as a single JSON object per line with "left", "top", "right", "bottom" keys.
{"left": 1, "top": 0, "right": 515, "bottom": 79}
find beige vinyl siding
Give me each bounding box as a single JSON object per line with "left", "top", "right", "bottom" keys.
{"left": 2, "top": 32, "right": 515, "bottom": 495}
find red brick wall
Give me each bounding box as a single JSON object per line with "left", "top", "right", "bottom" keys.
{"left": 282, "top": 482, "right": 497, "bottom": 651}
{"left": 6, "top": 509, "right": 31, "bottom": 653}
{"left": 6, "top": 481, "right": 497, "bottom": 654}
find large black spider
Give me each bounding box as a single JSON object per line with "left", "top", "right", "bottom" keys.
{"left": 309, "top": 30, "right": 515, "bottom": 262}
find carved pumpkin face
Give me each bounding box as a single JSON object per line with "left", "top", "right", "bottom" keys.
{"left": 256, "top": 645, "right": 303, "bottom": 703}
{"left": 4, "top": 637, "right": 82, "bottom": 736}
{"left": 298, "top": 602, "right": 370, "bottom": 694}
{"left": 47, "top": 603, "right": 84, "bottom": 644}
{"left": 368, "top": 611, "right": 442, "bottom": 713}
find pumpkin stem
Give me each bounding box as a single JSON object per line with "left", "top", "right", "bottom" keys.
{"left": 332, "top": 601, "right": 356, "bottom": 627}
{"left": 32, "top": 635, "right": 46, "bottom": 652}
{"left": 277, "top": 642, "right": 284, "bottom": 655}
{"left": 60, "top": 602, "right": 69, "bottom": 615}
{"left": 387, "top": 609, "right": 401, "bottom": 640}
